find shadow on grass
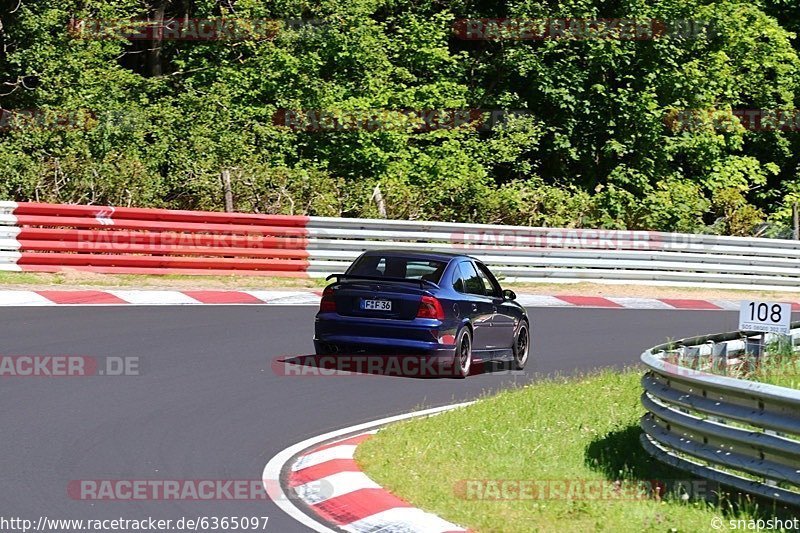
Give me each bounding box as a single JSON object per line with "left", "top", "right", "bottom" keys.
{"left": 584, "top": 424, "right": 796, "bottom": 519}
{"left": 584, "top": 424, "right": 681, "bottom": 482}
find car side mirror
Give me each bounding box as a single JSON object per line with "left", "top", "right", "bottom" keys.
{"left": 502, "top": 289, "right": 516, "bottom": 301}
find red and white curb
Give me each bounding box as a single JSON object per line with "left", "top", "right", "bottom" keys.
{"left": 0, "top": 290, "right": 784, "bottom": 310}
{"left": 263, "top": 403, "right": 473, "bottom": 533}
{"left": 0, "top": 289, "right": 322, "bottom": 306}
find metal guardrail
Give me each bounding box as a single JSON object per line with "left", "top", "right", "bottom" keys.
{"left": 4, "top": 200, "right": 800, "bottom": 289}
{"left": 640, "top": 325, "right": 800, "bottom": 507}
{"left": 304, "top": 219, "right": 800, "bottom": 290}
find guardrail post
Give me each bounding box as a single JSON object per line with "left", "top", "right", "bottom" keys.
{"left": 711, "top": 341, "right": 727, "bottom": 373}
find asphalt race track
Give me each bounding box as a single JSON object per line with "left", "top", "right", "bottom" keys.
{"left": 0, "top": 306, "right": 748, "bottom": 531}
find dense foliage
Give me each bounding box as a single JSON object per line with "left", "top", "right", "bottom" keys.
{"left": 1, "top": 0, "right": 799, "bottom": 234}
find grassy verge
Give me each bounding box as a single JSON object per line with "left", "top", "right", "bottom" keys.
{"left": 676, "top": 338, "right": 800, "bottom": 389}
{"left": 759, "top": 364, "right": 800, "bottom": 389}
{"left": 729, "top": 339, "right": 800, "bottom": 389}
{"left": 356, "top": 371, "right": 776, "bottom": 532}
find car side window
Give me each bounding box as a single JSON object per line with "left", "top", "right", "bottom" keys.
{"left": 474, "top": 262, "right": 501, "bottom": 298}
{"left": 459, "top": 262, "right": 485, "bottom": 296}
{"left": 452, "top": 267, "right": 465, "bottom": 292}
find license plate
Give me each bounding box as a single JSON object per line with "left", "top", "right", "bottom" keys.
{"left": 362, "top": 299, "right": 392, "bottom": 311}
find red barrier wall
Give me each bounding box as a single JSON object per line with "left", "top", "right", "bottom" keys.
{"left": 9, "top": 202, "right": 312, "bottom": 277}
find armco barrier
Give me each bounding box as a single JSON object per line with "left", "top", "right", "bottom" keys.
{"left": 640, "top": 327, "right": 800, "bottom": 507}
{"left": 3, "top": 200, "right": 800, "bottom": 289}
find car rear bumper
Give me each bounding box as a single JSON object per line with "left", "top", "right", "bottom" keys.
{"left": 314, "top": 313, "right": 457, "bottom": 358}
{"left": 313, "top": 337, "right": 456, "bottom": 358}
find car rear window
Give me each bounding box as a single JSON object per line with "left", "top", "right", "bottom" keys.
{"left": 348, "top": 255, "right": 448, "bottom": 283}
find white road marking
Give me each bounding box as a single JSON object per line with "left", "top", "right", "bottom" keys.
{"left": 516, "top": 295, "right": 573, "bottom": 307}
{"left": 106, "top": 290, "right": 201, "bottom": 305}
{"left": 342, "top": 507, "right": 467, "bottom": 533}
{"left": 292, "top": 445, "right": 358, "bottom": 472}
{"left": 0, "top": 291, "right": 54, "bottom": 306}
{"left": 608, "top": 297, "right": 675, "bottom": 309}
{"left": 295, "top": 471, "right": 380, "bottom": 505}
{"left": 245, "top": 290, "right": 321, "bottom": 305}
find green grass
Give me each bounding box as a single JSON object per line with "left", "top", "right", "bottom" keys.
{"left": 356, "top": 371, "right": 777, "bottom": 532}
{"left": 762, "top": 366, "right": 800, "bottom": 389}
{"left": 737, "top": 339, "right": 800, "bottom": 389}
{"left": 0, "top": 271, "right": 53, "bottom": 285}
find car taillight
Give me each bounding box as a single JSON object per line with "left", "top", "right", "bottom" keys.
{"left": 417, "top": 295, "right": 444, "bottom": 320}
{"left": 319, "top": 286, "right": 337, "bottom": 313}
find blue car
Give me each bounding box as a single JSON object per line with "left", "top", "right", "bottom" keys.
{"left": 313, "top": 250, "right": 530, "bottom": 377}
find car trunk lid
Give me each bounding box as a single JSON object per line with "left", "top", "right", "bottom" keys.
{"left": 332, "top": 280, "right": 429, "bottom": 320}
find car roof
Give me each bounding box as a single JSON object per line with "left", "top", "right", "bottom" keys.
{"left": 358, "top": 249, "right": 474, "bottom": 262}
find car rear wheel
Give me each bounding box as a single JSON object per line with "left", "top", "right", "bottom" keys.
{"left": 453, "top": 328, "right": 472, "bottom": 378}
{"left": 512, "top": 322, "right": 529, "bottom": 371}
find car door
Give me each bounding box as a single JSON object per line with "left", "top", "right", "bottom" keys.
{"left": 454, "top": 261, "right": 494, "bottom": 351}
{"left": 474, "top": 261, "right": 516, "bottom": 350}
